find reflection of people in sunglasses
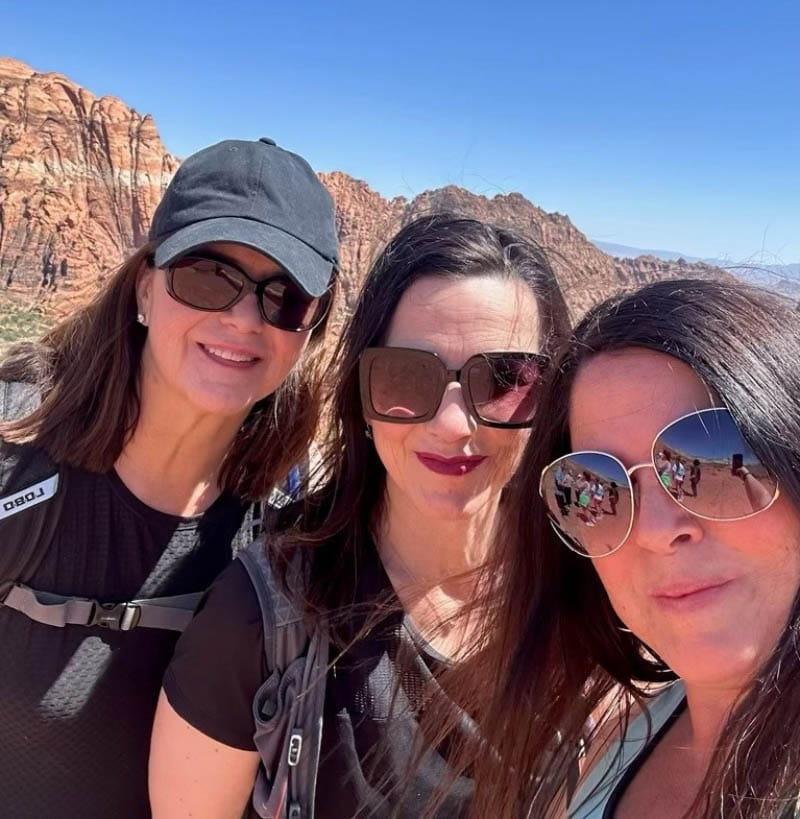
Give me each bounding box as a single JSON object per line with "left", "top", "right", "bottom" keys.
{"left": 734, "top": 462, "right": 775, "bottom": 513}
{"left": 424, "top": 279, "right": 800, "bottom": 819}
{"left": 672, "top": 458, "right": 686, "bottom": 500}
{"left": 554, "top": 463, "right": 572, "bottom": 516}
{"left": 150, "top": 214, "right": 570, "bottom": 817}
{"left": 689, "top": 458, "right": 702, "bottom": 496}
{"left": 608, "top": 481, "right": 619, "bottom": 515}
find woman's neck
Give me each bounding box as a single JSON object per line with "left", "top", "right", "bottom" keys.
{"left": 114, "top": 376, "right": 247, "bottom": 516}
{"left": 375, "top": 480, "right": 501, "bottom": 656}
{"left": 681, "top": 680, "right": 743, "bottom": 757}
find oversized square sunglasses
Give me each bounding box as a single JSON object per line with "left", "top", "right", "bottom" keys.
{"left": 539, "top": 408, "right": 780, "bottom": 558}
{"left": 359, "top": 346, "right": 549, "bottom": 429}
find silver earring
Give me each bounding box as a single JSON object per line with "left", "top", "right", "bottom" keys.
{"left": 137, "top": 312, "right": 147, "bottom": 326}
{"left": 365, "top": 424, "right": 373, "bottom": 440}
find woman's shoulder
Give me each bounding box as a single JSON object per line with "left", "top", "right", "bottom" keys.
{"left": 195, "top": 555, "right": 264, "bottom": 629}
{"left": 164, "top": 556, "right": 269, "bottom": 749}
{"left": 570, "top": 682, "right": 686, "bottom": 818}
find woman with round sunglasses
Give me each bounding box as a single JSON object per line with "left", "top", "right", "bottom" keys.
{"left": 425, "top": 278, "right": 800, "bottom": 818}
{"left": 0, "top": 137, "right": 337, "bottom": 818}
{"left": 149, "top": 213, "right": 570, "bottom": 818}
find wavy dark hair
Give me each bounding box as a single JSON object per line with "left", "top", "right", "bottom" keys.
{"left": 436, "top": 278, "right": 800, "bottom": 818}
{"left": 0, "top": 243, "right": 333, "bottom": 501}
{"left": 278, "top": 212, "right": 570, "bottom": 646}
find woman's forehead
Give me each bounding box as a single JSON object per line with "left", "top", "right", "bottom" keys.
{"left": 568, "top": 349, "right": 714, "bottom": 453}
{"left": 384, "top": 274, "right": 541, "bottom": 362}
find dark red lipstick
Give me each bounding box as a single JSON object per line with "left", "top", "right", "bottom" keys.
{"left": 415, "top": 452, "right": 487, "bottom": 476}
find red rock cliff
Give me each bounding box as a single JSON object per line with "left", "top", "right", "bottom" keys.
{"left": 0, "top": 57, "right": 728, "bottom": 327}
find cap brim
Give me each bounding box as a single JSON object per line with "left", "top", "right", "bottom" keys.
{"left": 153, "top": 217, "right": 334, "bottom": 297}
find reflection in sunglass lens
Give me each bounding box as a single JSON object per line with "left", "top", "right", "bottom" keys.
{"left": 468, "top": 355, "right": 542, "bottom": 425}
{"left": 260, "top": 279, "right": 326, "bottom": 331}
{"left": 653, "top": 409, "right": 778, "bottom": 520}
{"left": 542, "top": 453, "right": 633, "bottom": 557}
{"left": 170, "top": 259, "right": 243, "bottom": 310}
{"left": 368, "top": 349, "right": 443, "bottom": 420}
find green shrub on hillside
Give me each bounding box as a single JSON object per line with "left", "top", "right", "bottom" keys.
{"left": 0, "top": 302, "right": 52, "bottom": 353}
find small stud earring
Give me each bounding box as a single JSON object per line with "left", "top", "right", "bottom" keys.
{"left": 365, "top": 424, "right": 373, "bottom": 440}
{"left": 137, "top": 312, "right": 147, "bottom": 326}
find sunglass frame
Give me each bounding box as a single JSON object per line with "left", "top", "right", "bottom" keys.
{"left": 539, "top": 407, "right": 781, "bottom": 559}
{"left": 163, "top": 255, "right": 332, "bottom": 333}
{"left": 359, "top": 346, "right": 549, "bottom": 429}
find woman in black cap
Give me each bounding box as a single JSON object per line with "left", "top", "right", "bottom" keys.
{"left": 0, "top": 137, "right": 338, "bottom": 819}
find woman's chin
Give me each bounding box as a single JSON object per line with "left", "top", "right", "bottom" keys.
{"left": 180, "top": 381, "right": 262, "bottom": 419}
{"left": 414, "top": 488, "right": 495, "bottom": 522}
{"left": 663, "top": 637, "right": 764, "bottom": 689}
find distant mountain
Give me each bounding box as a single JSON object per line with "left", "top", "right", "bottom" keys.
{"left": 592, "top": 241, "right": 698, "bottom": 263}
{"left": 593, "top": 240, "right": 800, "bottom": 300}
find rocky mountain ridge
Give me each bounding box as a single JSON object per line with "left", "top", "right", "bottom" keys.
{"left": 0, "top": 57, "right": 730, "bottom": 334}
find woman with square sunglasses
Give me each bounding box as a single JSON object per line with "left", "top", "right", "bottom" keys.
{"left": 149, "top": 213, "right": 570, "bottom": 818}
{"left": 422, "top": 278, "right": 800, "bottom": 818}
{"left": 0, "top": 137, "right": 337, "bottom": 818}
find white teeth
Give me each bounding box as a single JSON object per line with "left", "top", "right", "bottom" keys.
{"left": 204, "top": 345, "right": 257, "bottom": 363}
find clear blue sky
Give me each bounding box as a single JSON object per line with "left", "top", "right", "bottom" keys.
{"left": 5, "top": 0, "right": 799, "bottom": 262}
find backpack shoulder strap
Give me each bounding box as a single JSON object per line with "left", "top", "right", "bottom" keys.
{"left": 0, "top": 381, "right": 66, "bottom": 599}
{"left": 0, "top": 380, "right": 42, "bottom": 422}
{"left": 0, "top": 499, "right": 261, "bottom": 634}
{"left": 238, "top": 539, "right": 329, "bottom": 819}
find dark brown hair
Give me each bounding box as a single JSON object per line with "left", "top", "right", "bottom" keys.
{"left": 0, "top": 243, "right": 332, "bottom": 501}
{"left": 279, "top": 212, "right": 571, "bottom": 645}
{"left": 442, "top": 278, "right": 800, "bottom": 818}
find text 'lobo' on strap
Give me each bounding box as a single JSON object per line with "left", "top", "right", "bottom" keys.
{"left": 0, "top": 474, "right": 59, "bottom": 520}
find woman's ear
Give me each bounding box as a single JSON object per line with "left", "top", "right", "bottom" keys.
{"left": 136, "top": 258, "right": 156, "bottom": 325}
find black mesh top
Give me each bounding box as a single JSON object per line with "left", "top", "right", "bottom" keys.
{"left": 0, "top": 465, "right": 247, "bottom": 818}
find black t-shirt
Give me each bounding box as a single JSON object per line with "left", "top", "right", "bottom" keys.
{"left": 165, "top": 546, "right": 474, "bottom": 818}
{"left": 0, "top": 465, "right": 247, "bottom": 819}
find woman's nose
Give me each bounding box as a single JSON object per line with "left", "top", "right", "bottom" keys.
{"left": 221, "top": 292, "right": 263, "bottom": 332}
{"left": 427, "top": 383, "right": 476, "bottom": 441}
{"left": 629, "top": 468, "right": 704, "bottom": 554}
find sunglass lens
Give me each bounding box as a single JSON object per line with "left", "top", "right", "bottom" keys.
{"left": 653, "top": 408, "right": 778, "bottom": 519}
{"left": 366, "top": 349, "right": 442, "bottom": 421}
{"left": 468, "top": 355, "right": 543, "bottom": 425}
{"left": 260, "top": 279, "right": 328, "bottom": 331}
{"left": 170, "top": 258, "right": 243, "bottom": 310}
{"left": 542, "top": 453, "right": 632, "bottom": 557}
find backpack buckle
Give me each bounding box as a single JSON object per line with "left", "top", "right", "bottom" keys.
{"left": 287, "top": 730, "right": 303, "bottom": 767}
{"left": 88, "top": 601, "right": 142, "bottom": 631}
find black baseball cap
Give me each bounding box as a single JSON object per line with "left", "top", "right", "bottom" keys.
{"left": 150, "top": 138, "right": 338, "bottom": 298}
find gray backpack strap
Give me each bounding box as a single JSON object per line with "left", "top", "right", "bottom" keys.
{"left": 1, "top": 498, "right": 261, "bottom": 632}
{"left": 0, "top": 380, "right": 41, "bottom": 422}
{"left": 0, "top": 381, "right": 67, "bottom": 601}
{"left": 238, "top": 540, "right": 329, "bottom": 819}
{"left": 1, "top": 584, "right": 203, "bottom": 632}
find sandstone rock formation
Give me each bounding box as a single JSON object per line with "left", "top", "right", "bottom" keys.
{"left": 0, "top": 57, "right": 178, "bottom": 317}
{"left": 0, "top": 57, "right": 729, "bottom": 337}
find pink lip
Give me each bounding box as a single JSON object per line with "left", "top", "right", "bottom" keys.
{"left": 197, "top": 342, "right": 262, "bottom": 369}
{"left": 415, "top": 452, "right": 488, "bottom": 476}
{"left": 651, "top": 578, "right": 735, "bottom": 612}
